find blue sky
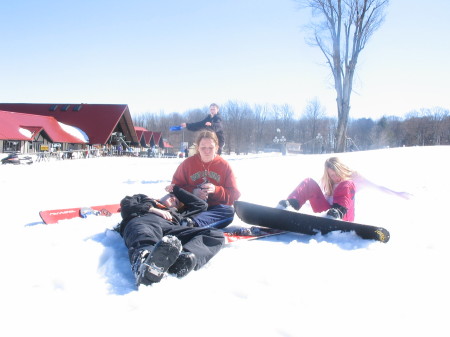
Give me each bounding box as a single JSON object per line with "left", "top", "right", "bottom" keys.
{"left": 1, "top": 0, "right": 449, "bottom": 119}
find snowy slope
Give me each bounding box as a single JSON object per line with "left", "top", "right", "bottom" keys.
{"left": 0, "top": 146, "right": 449, "bottom": 337}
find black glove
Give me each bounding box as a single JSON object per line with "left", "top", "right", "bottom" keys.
{"left": 326, "top": 208, "right": 342, "bottom": 219}
{"left": 277, "top": 200, "right": 290, "bottom": 209}
{"left": 276, "top": 199, "right": 300, "bottom": 210}
{"left": 326, "top": 203, "right": 347, "bottom": 219}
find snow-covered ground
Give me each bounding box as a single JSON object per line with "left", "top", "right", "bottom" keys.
{"left": 1, "top": 146, "right": 448, "bottom": 337}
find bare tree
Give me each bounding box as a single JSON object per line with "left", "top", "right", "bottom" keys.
{"left": 427, "top": 107, "right": 449, "bottom": 145}
{"left": 347, "top": 117, "right": 375, "bottom": 150}
{"left": 252, "top": 104, "right": 268, "bottom": 151}
{"left": 222, "top": 101, "right": 252, "bottom": 154}
{"left": 132, "top": 98, "right": 449, "bottom": 153}
{"left": 296, "top": 0, "right": 389, "bottom": 152}
{"left": 303, "top": 97, "right": 326, "bottom": 140}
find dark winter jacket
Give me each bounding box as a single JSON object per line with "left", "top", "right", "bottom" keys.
{"left": 186, "top": 114, "right": 224, "bottom": 143}
{"left": 116, "top": 186, "right": 207, "bottom": 236}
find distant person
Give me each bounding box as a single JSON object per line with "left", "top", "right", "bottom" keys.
{"left": 172, "top": 130, "right": 240, "bottom": 228}
{"left": 181, "top": 103, "right": 225, "bottom": 155}
{"left": 277, "top": 157, "right": 356, "bottom": 221}
{"left": 116, "top": 184, "right": 225, "bottom": 287}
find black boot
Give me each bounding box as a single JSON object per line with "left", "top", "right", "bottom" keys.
{"left": 133, "top": 236, "right": 182, "bottom": 286}
{"left": 168, "top": 252, "right": 197, "bottom": 278}
{"left": 131, "top": 249, "right": 151, "bottom": 285}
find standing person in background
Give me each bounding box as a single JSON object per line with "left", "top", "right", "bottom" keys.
{"left": 277, "top": 157, "right": 356, "bottom": 221}
{"left": 172, "top": 130, "right": 240, "bottom": 228}
{"left": 181, "top": 103, "right": 225, "bottom": 155}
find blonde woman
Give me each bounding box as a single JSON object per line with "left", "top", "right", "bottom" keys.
{"left": 277, "top": 157, "right": 356, "bottom": 221}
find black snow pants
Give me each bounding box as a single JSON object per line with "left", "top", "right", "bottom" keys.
{"left": 122, "top": 213, "right": 225, "bottom": 271}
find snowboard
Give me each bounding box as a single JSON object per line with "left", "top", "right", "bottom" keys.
{"left": 234, "top": 201, "right": 390, "bottom": 243}
{"left": 40, "top": 204, "right": 121, "bottom": 224}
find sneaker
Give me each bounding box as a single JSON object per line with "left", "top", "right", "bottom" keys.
{"left": 134, "top": 236, "right": 182, "bottom": 286}
{"left": 168, "top": 252, "right": 197, "bottom": 278}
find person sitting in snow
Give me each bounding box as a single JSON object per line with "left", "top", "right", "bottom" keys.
{"left": 277, "top": 157, "right": 356, "bottom": 221}
{"left": 116, "top": 184, "right": 225, "bottom": 287}
{"left": 171, "top": 130, "right": 240, "bottom": 229}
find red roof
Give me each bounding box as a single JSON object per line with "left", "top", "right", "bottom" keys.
{"left": 134, "top": 127, "right": 154, "bottom": 147}
{"left": 152, "top": 132, "right": 162, "bottom": 145}
{"left": 133, "top": 126, "right": 168, "bottom": 148}
{"left": 135, "top": 129, "right": 145, "bottom": 141}
{"left": 143, "top": 131, "right": 154, "bottom": 145}
{"left": 0, "top": 110, "right": 86, "bottom": 143}
{"left": 0, "top": 103, "right": 138, "bottom": 145}
{"left": 0, "top": 111, "right": 31, "bottom": 140}
{"left": 22, "top": 126, "right": 44, "bottom": 138}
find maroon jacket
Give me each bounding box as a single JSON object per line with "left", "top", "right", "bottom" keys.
{"left": 172, "top": 154, "right": 241, "bottom": 207}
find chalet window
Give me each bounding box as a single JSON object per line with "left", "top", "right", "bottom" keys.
{"left": 61, "top": 105, "right": 70, "bottom": 111}
{"left": 73, "top": 105, "right": 82, "bottom": 111}
{"left": 49, "top": 105, "right": 58, "bottom": 111}
{"left": 3, "top": 140, "right": 20, "bottom": 152}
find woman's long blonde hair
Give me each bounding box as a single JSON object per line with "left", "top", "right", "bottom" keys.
{"left": 321, "top": 157, "right": 355, "bottom": 196}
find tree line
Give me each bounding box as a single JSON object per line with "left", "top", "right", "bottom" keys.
{"left": 132, "top": 100, "right": 450, "bottom": 154}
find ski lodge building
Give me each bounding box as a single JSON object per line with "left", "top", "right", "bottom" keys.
{"left": 0, "top": 103, "right": 168, "bottom": 155}
{"left": 134, "top": 127, "right": 166, "bottom": 150}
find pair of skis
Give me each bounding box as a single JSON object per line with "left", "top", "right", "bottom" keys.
{"left": 39, "top": 204, "right": 285, "bottom": 244}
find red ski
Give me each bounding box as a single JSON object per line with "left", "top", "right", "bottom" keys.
{"left": 39, "top": 204, "right": 121, "bottom": 224}
{"left": 223, "top": 227, "right": 285, "bottom": 243}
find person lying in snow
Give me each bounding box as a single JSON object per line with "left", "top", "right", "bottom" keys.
{"left": 116, "top": 184, "right": 225, "bottom": 287}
